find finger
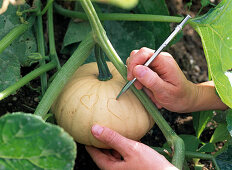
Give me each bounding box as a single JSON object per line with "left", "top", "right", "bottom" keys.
{"left": 101, "top": 149, "right": 120, "bottom": 161}
{"left": 127, "top": 47, "right": 154, "bottom": 80}
{"left": 143, "top": 88, "right": 162, "bottom": 109}
{"left": 91, "top": 125, "right": 133, "bottom": 157}
{"left": 127, "top": 50, "right": 139, "bottom": 80}
{"left": 126, "top": 50, "right": 139, "bottom": 65}
{"left": 111, "top": 150, "right": 122, "bottom": 160}
{"left": 85, "top": 146, "right": 120, "bottom": 169}
{"left": 149, "top": 52, "right": 174, "bottom": 69}
{"left": 149, "top": 52, "right": 183, "bottom": 86}
{"left": 130, "top": 50, "right": 139, "bottom": 57}
{"left": 134, "top": 80, "right": 143, "bottom": 90}
{"left": 133, "top": 65, "right": 170, "bottom": 94}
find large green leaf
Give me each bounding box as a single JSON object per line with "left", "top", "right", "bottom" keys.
{"left": 103, "top": 0, "right": 170, "bottom": 63}
{"left": 62, "top": 21, "right": 91, "bottom": 52}
{"left": 133, "top": 0, "right": 171, "bottom": 47}
{"left": 191, "top": 0, "right": 232, "bottom": 108}
{"left": 0, "top": 113, "right": 76, "bottom": 170}
{"left": 0, "top": 0, "right": 37, "bottom": 91}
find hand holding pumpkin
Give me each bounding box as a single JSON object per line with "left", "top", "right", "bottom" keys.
{"left": 86, "top": 125, "right": 178, "bottom": 170}
{"left": 127, "top": 47, "right": 228, "bottom": 112}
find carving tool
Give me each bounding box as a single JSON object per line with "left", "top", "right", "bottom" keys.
{"left": 116, "top": 15, "right": 191, "bottom": 100}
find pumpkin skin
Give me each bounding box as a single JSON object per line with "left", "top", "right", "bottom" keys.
{"left": 52, "top": 62, "right": 154, "bottom": 148}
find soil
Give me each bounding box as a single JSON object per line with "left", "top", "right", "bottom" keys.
{"left": 0, "top": 0, "right": 222, "bottom": 169}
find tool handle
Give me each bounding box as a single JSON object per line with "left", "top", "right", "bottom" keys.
{"left": 144, "top": 15, "right": 191, "bottom": 67}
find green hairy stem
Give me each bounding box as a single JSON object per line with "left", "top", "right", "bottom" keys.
{"left": 80, "top": 0, "right": 185, "bottom": 169}
{"left": 34, "top": 33, "right": 95, "bottom": 119}
{"left": 152, "top": 147, "right": 219, "bottom": 170}
{"left": 35, "top": 0, "right": 48, "bottom": 95}
{"left": 47, "top": 0, "right": 61, "bottom": 70}
{"left": 0, "top": 61, "right": 56, "bottom": 101}
{"left": 0, "top": 23, "right": 30, "bottom": 54}
{"left": 54, "top": 3, "right": 184, "bottom": 23}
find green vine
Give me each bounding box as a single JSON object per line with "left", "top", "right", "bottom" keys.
{"left": 47, "top": 0, "right": 61, "bottom": 70}
{"left": 0, "top": 61, "right": 56, "bottom": 101}
{"left": 0, "top": 19, "right": 33, "bottom": 54}
{"left": 54, "top": 2, "right": 186, "bottom": 23}
{"left": 34, "top": 0, "right": 47, "bottom": 95}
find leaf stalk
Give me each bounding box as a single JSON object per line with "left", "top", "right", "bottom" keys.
{"left": 34, "top": 0, "right": 48, "bottom": 95}
{"left": 0, "top": 61, "right": 56, "bottom": 101}
{"left": 47, "top": 0, "right": 61, "bottom": 70}
{"left": 54, "top": 3, "right": 184, "bottom": 23}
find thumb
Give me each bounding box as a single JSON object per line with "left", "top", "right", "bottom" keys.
{"left": 91, "top": 125, "right": 132, "bottom": 157}
{"left": 133, "top": 65, "right": 166, "bottom": 93}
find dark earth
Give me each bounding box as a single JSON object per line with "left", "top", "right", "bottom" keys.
{"left": 0, "top": 0, "right": 222, "bottom": 169}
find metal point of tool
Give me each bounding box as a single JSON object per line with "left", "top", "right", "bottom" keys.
{"left": 116, "top": 15, "right": 192, "bottom": 100}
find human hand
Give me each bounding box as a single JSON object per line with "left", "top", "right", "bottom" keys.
{"left": 86, "top": 125, "right": 177, "bottom": 170}
{"left": 126, "top": 47, "right": 197, "bottom": 113}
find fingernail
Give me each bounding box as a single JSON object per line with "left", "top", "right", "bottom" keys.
{"left": 92, "top": 125, "right": 104, "bottom": 136}
{"left": 134, "top": 66, "right": 147, "bottom": 78}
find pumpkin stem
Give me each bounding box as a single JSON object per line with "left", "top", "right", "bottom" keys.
{"left": 95, "top": 45, "right": 113, "bottom": 81}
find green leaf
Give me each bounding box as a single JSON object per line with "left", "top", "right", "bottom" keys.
{"left": 192, "top": 111, "right": 214, "bottom": 138}
{"left": 194, "top": 164, "right": 204, "bottom": 170}
{"left": 0, "top": 0, "right": 37, "bottom": 91}
{"left": 62, "top": 21, "right": 91, "bottom": 54}
{"left": 210, "top": 123, "right": 231, "bottom": 143}
{"left": 201, "top": 0, "right": 211, "bottom": 7}
{"left": 216, "top": 143, "right": 232, "bottom": 170}
{"left": 191, "top": 0, "right": 232, "bottom": 108}
{"left": 103, "top": 0, "right": 170, "bottom": 63}
{"left": 0, "top": 113, "right": 76, "bottom": 170}
{"left": 197, "top": 143, "right": 215, "bottom": 152}
{"left": 134, "top": 0, "right": 171, "bottom": 48}
{"left": 179, "top": 135, "right": 201, "bottom": 152}
{"left": 213, "top": 110, "right": 228, "bottom": 124}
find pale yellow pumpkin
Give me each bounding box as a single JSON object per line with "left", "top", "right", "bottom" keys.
{"left": 52, "top": 62, "right": 154, "bottom": 148}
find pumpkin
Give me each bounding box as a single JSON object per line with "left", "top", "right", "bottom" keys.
{"left": 52, "top": 62, "right": 154, "bottom": 148}
{"left": 98, "top": 0, "right": 139, "bottom": 9}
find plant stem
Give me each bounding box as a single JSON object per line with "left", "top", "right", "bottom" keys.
{"left": 80, "top": 0, "right": 185, "bottom": 169}
{"left": 41, "top": 0, "right": 54, "bottom": 15}
{"left": 47, "top": 0, "right": 61, "bottom": 70}
{"left": 54, "top": 3, "right": 183, "bottom": 23}
{"left": 0, "top": 61, "right": 56, "bottom": 101}
{"left": 152, "top": 147, "right": 220, "bottom": 170}
{"left": 95, "top": 45, "right": 112, "bottom": 81}
{"left": 0, "top": 23, "right": 30, "bottom": 54}
{"left": 34, "top": 33, "right": 95, "bottom": 119}
{"left": 35, "top": 0, "right": 48, "bottom": 96}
